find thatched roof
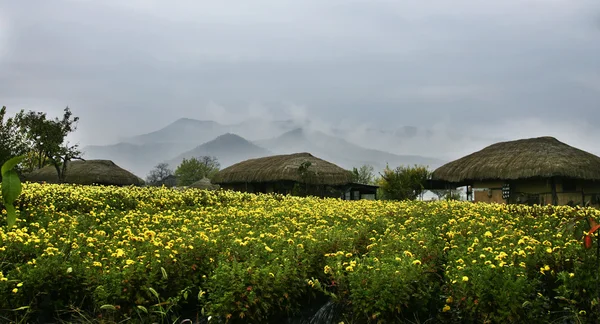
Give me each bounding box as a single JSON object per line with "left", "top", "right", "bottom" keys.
{"left": 431, "top": 136, "right": 600, "bottom": 183}
{"left": 189, "top": 177, "right": 219, "bottom": 190}
{"left": 25, "top": 160, "right": 145, "bottom": 186}
{"left": 212, "top": 152, "right": 353, "bottom": 185}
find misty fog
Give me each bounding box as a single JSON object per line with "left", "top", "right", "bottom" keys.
{"left": 1, "top": 0, "right": 599, "bottom": 177}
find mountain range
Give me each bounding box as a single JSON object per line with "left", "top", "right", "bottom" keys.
{"left": 167, "top": 133, "right": 272, "bottom": 169}
{"left": 82, "top": 118, "right": 447, "bottom": 179}
{"left": 253, "top": 128, "right": 443, "bottom": 172}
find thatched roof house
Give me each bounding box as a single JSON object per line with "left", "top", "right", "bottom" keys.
{"left": 431, "top": 136, "right": 600, "bottom": 206}
{"left": 189, "top": 177, "right": 219, "bottom": 190}
{"left": 25, "top": 160, "right": 144, "bottom": 186}
{"left": 212, "top": 152, "right": 375, "bottom": 198}
{"left": 432, "top": 136, "right": 600, "bottom": 183}
{"left": 213, "top": 152, "right": 353, "bottom": 185}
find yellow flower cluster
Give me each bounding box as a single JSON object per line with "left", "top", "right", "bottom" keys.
{"left": 0, "top": 183, "right": 596, "bottom": 321}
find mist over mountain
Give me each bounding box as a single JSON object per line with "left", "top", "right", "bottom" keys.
{"left": 167, "top": 133, "right": 272, "bottom": 169}
{"left": 82, "top": 117, "right": 451, "bottom": 178}
{"left": 82, "top": 142, "right": 195, "bottom": 179}
{"left": 5, "top": 0, "right": 600, "bottom": 182}
{"left": 254, "top": 128, "right": 445, "bottom": 172}
{"left": 84, "top": 118, "right": 284, "bottom": 177}
{"left": 125, "top": 118, "right": 227, "bottom": 145}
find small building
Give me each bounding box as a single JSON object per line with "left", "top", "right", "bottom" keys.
{"left": 188, "top": 177, "right": 220, "bottom": 190}
{"left": 150, "top": 174, "right": 178, "bottom": 187}
{"left": 430, "top": 136, "right": 600, "bottom": 206}
{"left": 212, "top": 152, "right": 378, "bottom": 199}
{"left": 344, "top": 183, "right": 379, "bottom": 200}
{"left": 25, "top": 159, "right": 145, "bottom": 186}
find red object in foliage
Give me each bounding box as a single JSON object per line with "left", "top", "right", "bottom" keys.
{"left": 589, "top": 224, "right": 600, "bottom": 236}
{"left": 583, "top": 218, "right": 600, "bottom": 249}
{"left": 590, "top": 217, "right": 599, "bottom": 229}
{"left": 585, "top": 235, "right": 593, "bottom": 249}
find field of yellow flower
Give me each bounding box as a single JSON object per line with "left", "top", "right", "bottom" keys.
{"left": 1, "top": 183, "right": 599, "bottom": 323}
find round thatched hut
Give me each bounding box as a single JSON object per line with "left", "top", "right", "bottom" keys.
{"left": 25, "top": 160, "right": 145, "bottom": 186}
{"left": 431, "top": 136, "right": 600, "bottom": 206}
{"left": 212, "top": 152, "right": 354, "bottom": 197}
{"left": 189, "top": 177, "right": 220, "bottom": 190}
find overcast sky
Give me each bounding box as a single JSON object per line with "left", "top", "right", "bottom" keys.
{"left": 1, "top": 0, "right": 599, "bottom": 157}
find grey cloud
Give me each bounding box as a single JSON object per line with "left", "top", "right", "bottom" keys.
{"left": 0, "top": 0, "right": 599, "bottom": 154}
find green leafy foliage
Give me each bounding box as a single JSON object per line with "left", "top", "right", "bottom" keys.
{"left": 1, "top": 184, "right": 599, "bottom": 323}
{"left": 351, "top": 164, "right": 375, "bottom": 185}
{"left": 377, "top": 164, "right": 431, "bottom": 200}
{"left": 174, "top": 156, "right": 220, "bottom": 186}
{"left": 1, "top": 155, "right": 24, "bottom": 228}
{"left": 2, "top": 170, "right": 21, "bottom": 204}
{"left": 4, "top": 204, "right": 16, "bottom": 229}
{"left": 14, "top": 107, "right": 81, "bottom": 182}
{"left": 1, "top": 155, "right": 25, "bottom": 176}
{"left": 0, "top": 107, "right": 28, "bottom": 176}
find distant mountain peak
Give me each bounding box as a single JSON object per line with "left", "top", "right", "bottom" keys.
{"left": 279, "top": 127, "right": 334, "bottom": 139}
{"left": 124, "top": 117, "right": 224, "bottom": 145}
{"left": 282, "top": 127, "right": 321, "bottom": 137}
{"left": 173, "top": 117, "right": 198, "bottom": 123}
{"left": 200, "top": 133, "right": 266, "bottom": 151}
{"left": 286, "top": 127, "right": 305, "bottom": 135}
{"left": 166, "top": 133, "right": 272, "bottom": 169}
{"left": 211, "top": 133, "right": 248, "bottom": 142}
{"left": 170, "top": 118, "right": 220, "bottom": 127}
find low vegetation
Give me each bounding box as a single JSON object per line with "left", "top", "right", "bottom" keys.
{"left": 146, "top": 156, "right": 221, "bottom": 187}
{"left": 1, "top": 184, "right": 599, "bottom": 323}
{"left": 174, "top": 156, "right": 220, "bottom": 186}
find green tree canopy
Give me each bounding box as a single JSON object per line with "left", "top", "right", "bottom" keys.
{"left": 175, "top": 156, "right": 220, "bottom": 186}
{"left": 15, "top": 107, "right": 82, "bottom": 182}
{"left": 377, "top": 164, "right": 431, "bottom": 201}
{"left": 351, "top": 164, "right": 375, "bottom": 185}
{"left": 0, "top": 107, "right": 28, "bottom": 176}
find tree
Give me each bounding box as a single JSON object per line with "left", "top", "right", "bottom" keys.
{"left": 0, "top": 107, "right": 28, "bottom": 176}
{"left": 378, "top": 164, "right": 431, "bottom": 201}
{"left": 146, "top": 162, "right": 174, "bottom": 184}
{"left": 292, "top": 161, "right": 317, "bottom": 196}
{"left": 351, "top": 164, "right": 375, "bottom": 185}
{"left": 446, "top": 189, "right": 462, "bottom": 201}
{"left": 15, "top": 107, "right": 82, "bottom": 182}
{"left": 430, "top": 189, "right": 449, "bottom": 201}
{"left": 431, "top": 189, "right": 462, "bottom": 201}
{"left": 174, "top": 156, "right": 220, "bottom": 186}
